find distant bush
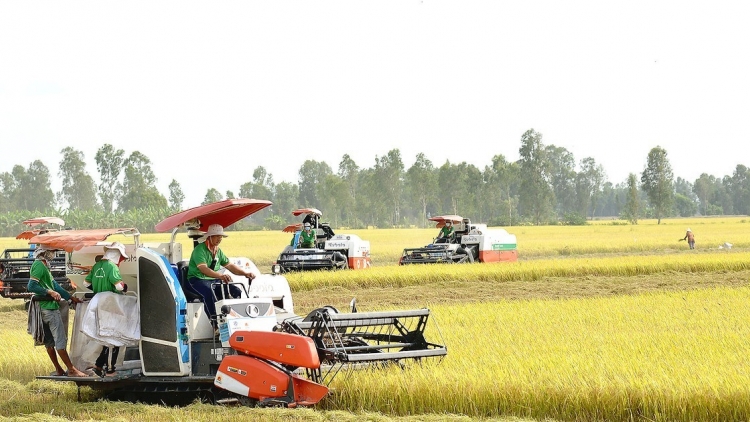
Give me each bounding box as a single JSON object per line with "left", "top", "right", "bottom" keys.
{"left": 562, "top": 213, "right": 588, "bottom": 226}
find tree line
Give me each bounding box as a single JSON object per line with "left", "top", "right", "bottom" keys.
{"left": 1, "top": 129, "right": 748, "bottom": 237}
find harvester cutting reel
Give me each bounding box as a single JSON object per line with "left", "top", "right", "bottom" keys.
{"left": 278, "top": 305, "right": 447, "bottom": 385}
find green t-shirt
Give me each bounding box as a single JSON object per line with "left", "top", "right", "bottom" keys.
{"left": 439, "top": 225, "right": 454, "bottom": 238}
{"left": 300, "top": 229, "right": 316, "bottom": 247}
{"left": 187, "top": 242, "right": 229, "bottom": 280}
{"left": 85, "top": 259, "right": 123, "bottom": 294}
{"left": 27, "top": 260, "right": 69, "bottom": 310}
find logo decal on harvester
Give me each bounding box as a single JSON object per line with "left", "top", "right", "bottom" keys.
{"left": 227, "top": 366, "right": 247, "bottom": 376}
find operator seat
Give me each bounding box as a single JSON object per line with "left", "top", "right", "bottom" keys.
{"left": 177, "top": 260, "right": 203, "bottom": 303}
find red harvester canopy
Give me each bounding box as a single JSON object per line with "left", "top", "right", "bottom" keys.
{"left": 282, "top": 223, "right": 303, "bottom": 233}
{"left": 28, "top": 228, "right": 139, "bottom": 253}
{"left": 291, "top": 208, "right": 322, "bottom": 217}
{"left": 17, "top": 217, "right": 66, "bottom": 239}
{"left": 429, "top": 215, "right": 463, "bottom": 228}
{"left": 22, "top": 217, "right": 65, "bottom": 227}
{"left": 155, "top": 198, "right": 273, "bottom": 233}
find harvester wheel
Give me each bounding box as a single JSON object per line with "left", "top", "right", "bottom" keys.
{"left": 454, "top": 247, "right": 473, "bottom": 264}
{"left": 303, "top": 305, "right": 339, "bottom": 322}
{"left": 237, "top": 395, "right": 258, "bottom": 407}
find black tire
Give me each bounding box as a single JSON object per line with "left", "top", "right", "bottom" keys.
{"left": 331, "top": 251, "right": 348, "bottom": 269}
{"left": 303, "top": 305, "right": 339, "bottom": 322}
{"left": 454, "top": 247, "right": 474, "bottom": 264}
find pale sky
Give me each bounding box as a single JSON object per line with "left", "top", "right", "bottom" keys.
{"left": 1, "top": 1, "right": 748, "bottom": 208}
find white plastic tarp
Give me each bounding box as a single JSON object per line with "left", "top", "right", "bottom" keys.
{"left": 81, "top": 292, "right": 141, "bottom": 347}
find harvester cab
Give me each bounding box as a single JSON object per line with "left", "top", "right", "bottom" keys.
{"left": 275, "top": 208, "right": 372, "bottom": 272}
{"left": 0, "top": 217, "right": 69, "bottom": 300}
{"left": 32, "top": 199, "right": 445, "bottom": 407}
{"left": 399, "top": 215, "right": 519, "bottom": 265}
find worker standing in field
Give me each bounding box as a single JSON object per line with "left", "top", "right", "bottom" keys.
{"left": 27, "top": 246, "right": 87, "bottom": 378}
{"left": 682, "top": 228, "right": 695, "bottom": 249}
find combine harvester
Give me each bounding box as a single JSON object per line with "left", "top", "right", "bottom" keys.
{"left": 33, "top": 199, "right": 445, "bottom": 407}
{"left": 0, "top": 217, "right": 69, "bottom": 299}
{"left": 275, "top": 208, "right": 372, "bottom": 272}
{"left": 400, "top": 215, "right": 518, "bottom": 265}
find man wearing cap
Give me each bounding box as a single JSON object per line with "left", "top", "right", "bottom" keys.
{"left": 187, "top": 224, "right": 256, "bottom": 320}
{"left": 84, "top": 242, "right": 128, "bottom": 377}
{"left": 299, "top": 223, "right": 316, "bottom": 248}
{"left": 27, "top": 246, "right": 87, "bottom": 377}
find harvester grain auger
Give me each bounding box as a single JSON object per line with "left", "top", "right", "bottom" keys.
{"left": 279, "top": 306, "right": 446, "bottom": 384}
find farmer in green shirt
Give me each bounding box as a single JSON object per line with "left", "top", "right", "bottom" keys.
{"left": 27, "top": 246, "right": 87, "bottom": 377}
{"left": 187, "top": 224, "right": 255, "bottom": 320}
{"left": 299, "top": 223, "right": 316, "bottom": 248}
{"left": 84, "top": 242, "right": 128, "bottom": 377}
{"left": 436, "top": 220, "right": 454, "bottom": 243}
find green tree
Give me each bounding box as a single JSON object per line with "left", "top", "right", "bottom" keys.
{"left": 518, "top": 129, "right": 553, "bottom": 225}
{"left": 318, "top": 174, "right": 348, "bottom": 227}
{"left": 58, "top": 147, "right": 98, "bottom": 211}
{"left": 545, "top": 145, "right": 577, "bottom": 217}
{"left": 356, "top": 168, "right": 387, "bottom": 227}
{"left": 576, "top": 157, "right": 606, "bottom": 219}
{"left": 490, "top": 155, "right": 520, "bottom": 226}
{"left": 693, "top": 173, "right": 715, "bottom": 216}
{"left": 0, "top": 172, "right": 13, "bottom": 213}
{"left": 338, "top": 154, "right": 359, "bottom": 201}
{"left": 272, "top": 182, "right": 299, "bottom": 223}
{"left": 640, "top": 146, "right": 674, "bottom": 224}
{"left": 119, "top": 151, "right": 167, "bottom": 212}
{"left": 406, "top": 153, "right": 437, "bottom": 227}
{"left": 202, "top": 188, "right": 223, "bottom": 205}
{"left": 597, "top": 181, "right": 620, "bottom": 217}
{"left": 716, "top": 176, "right": 734, "bottom": 215}
{"left": 298, "top": 160, "right": 332, "bottom": 207}
{"left": 674, "top": 193, "right": 698, "bottom": 217}
{"left": 622, "top": 173, "right": 640, "bottom": 224}
{"left": 337, "top": 154, "right": 360, "bottom": 227}
{"left": 2, "top": 161, "right": 55, "bottom": 212}
{"left": 373, "top": 149, "right": 405, "bottom": 226}
{"left": 238, "top": 166, "right": 275, "bottom": 223}
{"left": 95, "top": 144, "right": 125, "bottom": 213}
{"left": 436, "top": 161, "right": 482, "bottom": 220}
{"left": 168, "top": 179, "right": 185, "bottom": 211}
{"left": 728, "top": 165, "right": 750, "bottom": 215}
{"left": 239, "top": 166, "right": 274, "bottom": 200}
{"left": 673, "top": 177, "right": 699, "bottom": 216}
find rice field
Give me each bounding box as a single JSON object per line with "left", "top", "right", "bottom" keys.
{"left": 324, "top": 287, "right": 750, "bottom": 421}
{"left": 1, "top": 216, "right": 749, "bottom": 421}
{"left": 1, "top": 216, "right": 748, "bottom": 270}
